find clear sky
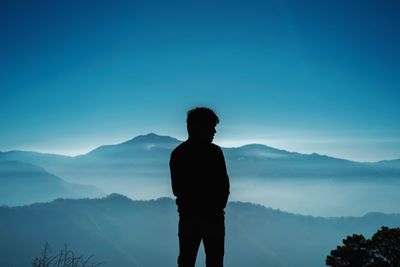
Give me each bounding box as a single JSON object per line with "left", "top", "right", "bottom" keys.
{"left": 1, "top": 0, "right": 399, "bottom": 162}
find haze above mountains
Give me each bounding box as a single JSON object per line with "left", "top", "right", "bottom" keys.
{"left": 1, "top": 133, "right": 400, "bottom": 215}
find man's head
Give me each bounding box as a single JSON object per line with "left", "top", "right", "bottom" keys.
{"left": 187, "top": 107, "right": 219, "bottom": 143}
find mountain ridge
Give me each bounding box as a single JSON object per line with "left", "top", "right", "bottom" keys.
{"left": 2, "top": 133, "right": 398, "bottom": 163}
{"left": 0, "top": 160, "right": 104, "bottom": 206}
{"left": 1, "top": 194, "right": 400, "bottom": 267}
{"left": 1, "top": 133, "right": 399, "bottom": 212}
{"left": 1, "top": 133, "right": 399, "bottom": 182}
{"left": 12, "top": 193, "right": 400, "bottom": 219}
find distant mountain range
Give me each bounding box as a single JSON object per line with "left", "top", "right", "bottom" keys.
{"left": 0, "top": 160, "right": 103, "bottom": 206}
{"left": 370, "top": 158, "right": 400, "bottom": 169}
{"left": 1, "top": 133, "right": 399, "bottom": 181}
{"left": 1, "top": 135, "right": 399, "bottom": 266}
{"left": 1, "top": 194, "right": 399, "bottom": 267}
{"left": 1, "top": 133, "right": 399, "bottom": 205}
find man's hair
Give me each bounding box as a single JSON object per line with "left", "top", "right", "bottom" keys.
{"left": 187, "top": 107, "right": 219, "bottom": 128}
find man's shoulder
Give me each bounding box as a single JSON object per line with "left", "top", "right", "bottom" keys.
{"left": 170, "top": 141, "right": 189, "bottom": 157}
{"left": 210, "top": 143, "right": 222, "bottom": 150}
{"left": 208, "top": 143, "right": 222, "bottom": 154}
{"left": 171, "top": 141, "right": 222, "bottom": 155}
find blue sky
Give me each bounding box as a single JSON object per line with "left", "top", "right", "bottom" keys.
{"left": 1, "top": 0, "right": 399, "bottom": 161}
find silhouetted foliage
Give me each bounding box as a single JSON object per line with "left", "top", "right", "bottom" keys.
{"left": 326, "top": 226, "right": 400, "bottom": 267}
{"left": 32, "top": 243, "right": 103, "bottom": 267}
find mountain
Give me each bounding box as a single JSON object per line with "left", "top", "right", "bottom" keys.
{"left": 0, "top": 150, "right": 72, "bottom": 167}
{"left": 1, "top": 133, "right": 398, "bottom": 183}
{"left": 0, "top": 194, "right": 399, "bottom": 267}
{"left": 222, "top": 144, "right": 393, "bottom": 179}
{"left": 1, "top": 133, "right": 399, "bottom": 210}
{"left": 77, "top": 133, "right": 180, "bottom": 178}
{"left": 371, "top": 159, "right": 400, "bottom": 169}
{"left": 87, "top": 132, "right": 181, "bottom": 157}
{"left": 0, "top": 160, "right": 104, "bottom": 206}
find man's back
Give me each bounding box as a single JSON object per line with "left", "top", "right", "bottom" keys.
{"left": 170, "top": 140, "right": 230, "bottom": 217}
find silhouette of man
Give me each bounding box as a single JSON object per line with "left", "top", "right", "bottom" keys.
{"left": 170, "top": 107, "right": 230, "bottom": 267}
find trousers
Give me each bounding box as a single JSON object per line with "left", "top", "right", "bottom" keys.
{"left": 178, "top": 214, "right": 225, "bottom": 267}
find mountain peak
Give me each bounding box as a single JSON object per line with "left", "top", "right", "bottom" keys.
{"left": 86, "top": 133, "right": 181, "bottom": 156}
{"left": 230, "top": 143, "right": 293, "bottom": 158}
{"left": 103, "top": 193, "right": 133, "bottom": 203}
{"left": 123, "top": 133, "right": 181, "bottom": 145}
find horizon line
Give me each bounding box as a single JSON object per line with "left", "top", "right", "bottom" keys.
{"left": 1, "top": 132, "right": 399, "bottom": 163}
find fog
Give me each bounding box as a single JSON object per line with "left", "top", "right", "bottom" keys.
{"left": 96, "top": 177, "right": 400, "bottom": 217}
{"left": 230, "top": 178, "right": 400, "bottom": 217}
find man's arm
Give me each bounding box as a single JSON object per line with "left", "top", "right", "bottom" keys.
{"left": 217, "top": 147, "right": 230, "bottom": 209}
{"left": 169, "top": 150, "right": 182, "bottom": 198}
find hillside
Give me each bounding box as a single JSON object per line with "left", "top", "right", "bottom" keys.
{"left": 1, "top": 133, "right": 399, "bottom": 215}
{"left": 0, "top": 195, "right": 399, "bottom": 267}
{"left": 0, "top": 160, "right": 103, "bottom": 205}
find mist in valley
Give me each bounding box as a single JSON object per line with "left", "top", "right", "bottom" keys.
{"left": 230, "top": 178, "right": 400, "bottom": 217}
{"left": 94, "top": 177, "right": 400, "bottom": 217}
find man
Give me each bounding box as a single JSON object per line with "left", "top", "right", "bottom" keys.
{"left": 170, "top": 107, "right": 230, "bottom": 267}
